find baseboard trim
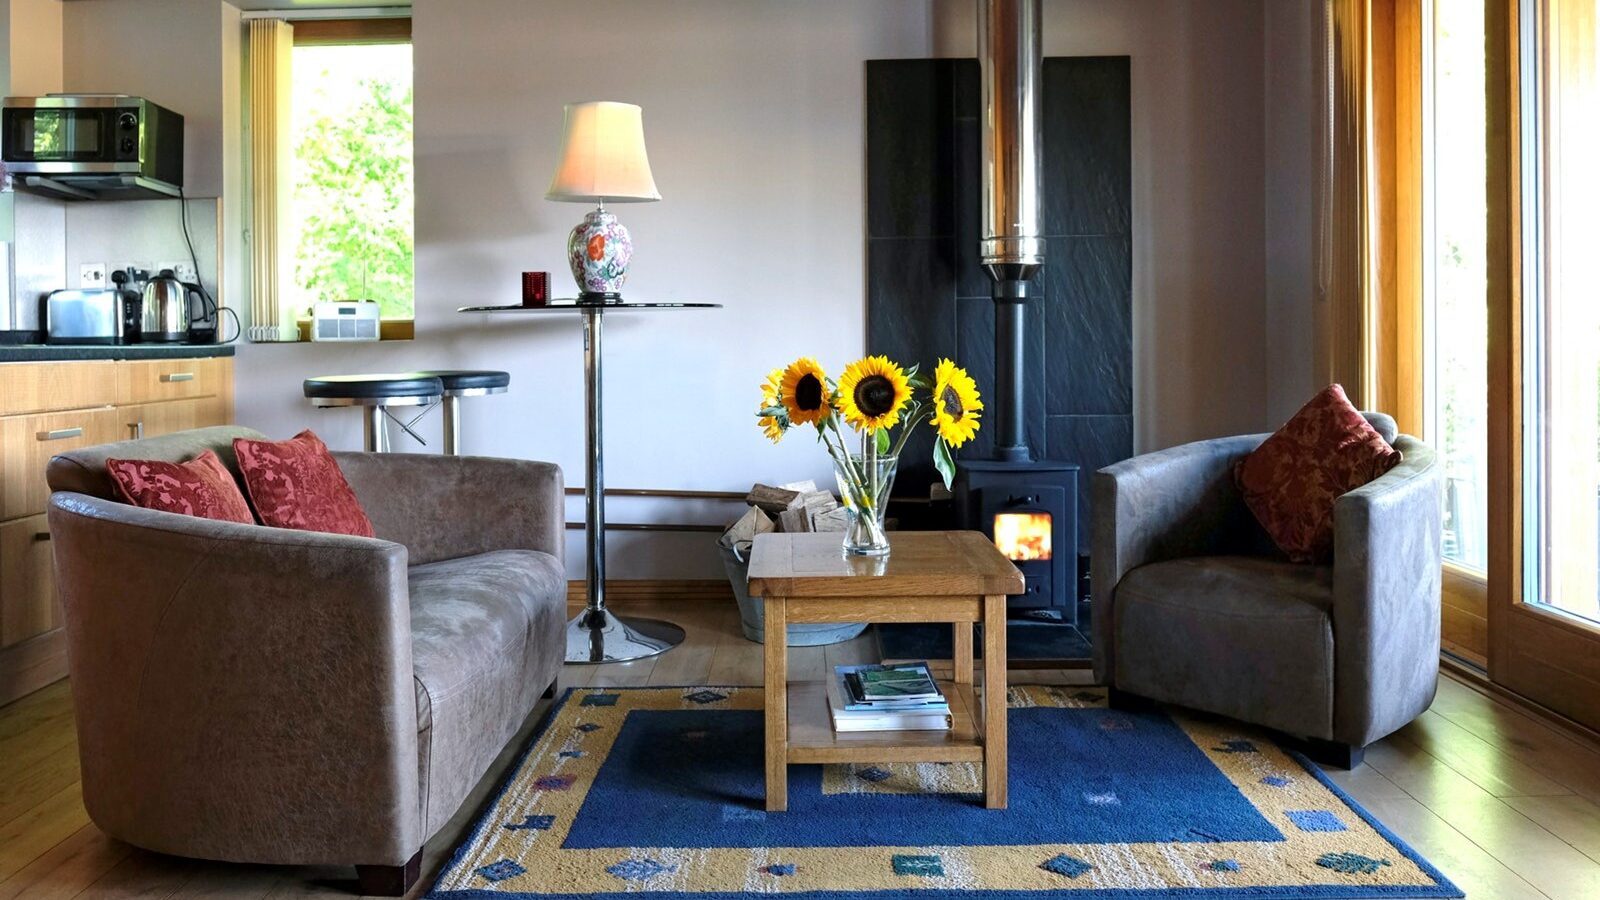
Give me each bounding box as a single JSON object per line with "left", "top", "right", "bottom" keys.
{"left": 566, "top": 579, "right": 733, "bottom": 606}
{"left": 0, "top": 628, "right": 68, "bottom": 707}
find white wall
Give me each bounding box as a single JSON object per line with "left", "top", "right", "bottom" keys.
{"left": 1263, "top": 0, "right": 1321, "bottom": 424}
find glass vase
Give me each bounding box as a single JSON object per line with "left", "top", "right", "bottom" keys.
{"left": 833, "top": 453, "right": 897, "bottom": 557}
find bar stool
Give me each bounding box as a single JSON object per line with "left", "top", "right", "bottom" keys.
{"left": 303, "top": 373, "right": 444, "bottom": 452}
{"left": 415, "top": 370, "right": 511, "bottom": 455}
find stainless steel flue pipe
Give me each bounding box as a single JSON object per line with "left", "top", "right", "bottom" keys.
{"left": 979, "top": 0, "right": 1044, "bottom": 462}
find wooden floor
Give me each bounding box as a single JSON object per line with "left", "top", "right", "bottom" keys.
{"left": 3, "top": 598, "right": 1600, "bottom": 898}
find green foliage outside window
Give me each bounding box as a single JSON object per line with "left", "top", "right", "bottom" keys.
{"left": 291, "top": 43, "right": 414, "bottom": 319}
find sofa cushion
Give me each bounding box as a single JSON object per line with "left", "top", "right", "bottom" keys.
{"left": 47, "top": 425, "right": 266, "bottom": 501}
{"left": 233, "top": 430, "right": 375, "bottom": 537}
{"left": 105, "top": 450, "right": 256, "bottom": 524}
{"left": 407, "top": 549, "right": 566, "bottom": 836}
{"left": 1234, "top": 385, "right": 1401, "bottom": 562}
{"left": 1113, "top": 556, "right": 1335, "bottom": 740}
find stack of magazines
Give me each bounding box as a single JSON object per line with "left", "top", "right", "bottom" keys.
{"left": 825, "top": 663, "right": 952, "bottom": 733}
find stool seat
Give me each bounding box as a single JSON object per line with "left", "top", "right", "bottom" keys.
{"left": 417, "top": 369, "right": 511, "bottom": 395}
{"left": 303, "top": 373, "right": 444, "bottom": 404}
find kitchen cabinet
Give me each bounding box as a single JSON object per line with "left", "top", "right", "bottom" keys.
{"left": 0, "top": 356, "right": 234, "bottom": 705}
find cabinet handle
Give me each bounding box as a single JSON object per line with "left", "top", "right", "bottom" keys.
{"left": 33, "top": 532, "right": 51, "bottom": 543}
{"left": 128, "top": 421, "right": 145, "bottom": 440}
{"left": 160, "top": 372, "right": 196, "bottom": 383}
{"left": 36, "top": 427, "right": 84, "bottom": 441}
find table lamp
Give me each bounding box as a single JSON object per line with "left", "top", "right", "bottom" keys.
{"left": 545, "top": 101, "right": 661, "bottom": 302}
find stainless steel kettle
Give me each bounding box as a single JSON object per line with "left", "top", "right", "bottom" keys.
{"left": 141, "top": 269, "right": 202, "bottom": 343}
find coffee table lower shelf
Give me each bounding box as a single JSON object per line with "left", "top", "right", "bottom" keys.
{"left": 784, "top": 678, "right": 985, "bottom": 764}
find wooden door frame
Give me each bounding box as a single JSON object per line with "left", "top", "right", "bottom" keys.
{"left": 1485, "top": 0, "right": 1600, "bottom": 729}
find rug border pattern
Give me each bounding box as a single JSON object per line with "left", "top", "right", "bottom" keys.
{"left": 427, "top": 686, "right": 1462, "bottom": 900}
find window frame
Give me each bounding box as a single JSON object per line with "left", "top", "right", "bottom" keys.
{"left": 288, "top": 16, "right": 415, "bottom": 338}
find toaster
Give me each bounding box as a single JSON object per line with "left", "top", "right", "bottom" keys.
{"left": 44, "top": 289, "right": 142, "bottom": 345}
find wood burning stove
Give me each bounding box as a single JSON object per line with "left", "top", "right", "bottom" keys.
{"left": 954, "top": 460, "right": 1078, "bottom": 616}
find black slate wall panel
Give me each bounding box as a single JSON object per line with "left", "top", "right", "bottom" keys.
{"left": 866, "top": 56, "right": 1132, "bottom": 548}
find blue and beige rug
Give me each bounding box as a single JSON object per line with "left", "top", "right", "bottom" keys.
{"left": 429, "top": 686, "right": 1460, "bottom": 899}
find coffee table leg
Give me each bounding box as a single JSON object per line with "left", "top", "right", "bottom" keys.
{"left": 764, "top": 597, "right": 788, "bottom": 812}
{"left": 982, "top": 594, "right": 1007, "bottom": 809}
{"left": 953, "top": 620, "right": 973, "bottom": 684}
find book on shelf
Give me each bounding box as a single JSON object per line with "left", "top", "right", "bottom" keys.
{"left": 836, "top": 664, "right": 949, "bottom": 711}
{"left": 826, "top": 664, "right": 952, "bottom": 733}
{"left": 848, "top": 662, "right": 943, "bottom": 701}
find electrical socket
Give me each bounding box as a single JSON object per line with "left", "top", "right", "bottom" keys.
{"left": 79, "top": 263, "right": 107, "bottom": 289}
{"left": 158, "top": 261, "right": 197, "bottom": 283}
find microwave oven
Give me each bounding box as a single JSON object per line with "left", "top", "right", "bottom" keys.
{"left": 1, "top": 95, "right": 183, "bottom": 195}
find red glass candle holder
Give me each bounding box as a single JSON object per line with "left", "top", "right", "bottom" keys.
{"left": 521, "top": 271, "right": 549, "bottom": 307}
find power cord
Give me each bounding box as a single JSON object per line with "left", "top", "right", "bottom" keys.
{"left": 177, "top": 186, "right": 242, "bottom": 344}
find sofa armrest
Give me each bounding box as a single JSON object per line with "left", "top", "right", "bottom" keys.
{"left": 1091, "top": 434, "right": 1267, "bottom": 683}
{"left": 333, "top": 452, "right": 565, "bottom": 566}
{"left": 46, "top": 493, "right": 422, "bottom": 867}
{"left": 1331, "top": 435, "right": 1444, "bottom": 746}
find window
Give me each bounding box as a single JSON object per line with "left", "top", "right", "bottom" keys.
{"left": 1424, "top": 0, "right": 1489, "bottom": 572}
{"left": 247, "top": 16, "right": 412, "bottom": 341}
{"left": 1519, "top": 0, "right": 1600, "bottom": 623}
{"left": 290, "top": 21, "right": 413, "bottom": 320}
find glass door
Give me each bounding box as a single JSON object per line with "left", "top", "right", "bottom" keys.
{"left": 1489, "top": 0, "right": 1600, "bottom": 729}
{"left": 1425, "top": 0, "right": 1491, "bottom": 665}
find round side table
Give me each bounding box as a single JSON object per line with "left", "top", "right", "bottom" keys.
{"left": 458, "top": 301, "right": 720, "bottom": 663}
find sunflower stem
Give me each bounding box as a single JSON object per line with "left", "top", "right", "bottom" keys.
{"left": 890, "top": 404, "right": 931, "bottom": 457}
{"left": 826, "top": 416, "right": 862, "bottom": 486}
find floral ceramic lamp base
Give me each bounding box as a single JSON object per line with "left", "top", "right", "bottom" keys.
{"left": 566, "top": 206, "right": 633, "bottom": 302}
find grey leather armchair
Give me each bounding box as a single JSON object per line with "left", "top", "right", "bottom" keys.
{"left": 1091, "top": 413, "right": 1443, "bottom": 768}
{"left": 45, "top": 426, "right": 566, "bottom": 895}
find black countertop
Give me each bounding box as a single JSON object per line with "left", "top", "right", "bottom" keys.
{"left": 0, "top": 343, "right": 237, "bottom": 362}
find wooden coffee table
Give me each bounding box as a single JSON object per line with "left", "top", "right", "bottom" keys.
{"left": 746, "top": 530, "right": 1025, "bottom": 812}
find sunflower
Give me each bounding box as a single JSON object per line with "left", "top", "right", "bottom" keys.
{"left": 779, "top": 357, "right": 831, "bottom": 426}
{"left": 756, "top": 368, "right": 787, "bottom": 443}
{"left": 932, "top": 358, "right": 983, "bottom": 447}
{"left": 836, "top": 355, "right": 912, "bottom": 433}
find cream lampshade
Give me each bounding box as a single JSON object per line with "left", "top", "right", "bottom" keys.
{"left": 546, "top": 101, "right": 660, "bottom": 301}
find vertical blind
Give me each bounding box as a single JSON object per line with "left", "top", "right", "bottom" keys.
{"left": 247, "top": 19, "right": 295, "bottom": 342}
{"left": 1320, "top": 0, "right": 1375, "bottom": 405}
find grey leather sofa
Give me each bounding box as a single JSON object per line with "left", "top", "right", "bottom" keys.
{"left": 44, "top": 426, "right": 565, "bottom": 895}
{"left": 1091, "top": 413, "right": 1442, "bottom": 768}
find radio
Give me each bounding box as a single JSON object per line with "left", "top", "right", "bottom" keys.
{"left": 310, "top": 300, "right": 381, "bottom": 342}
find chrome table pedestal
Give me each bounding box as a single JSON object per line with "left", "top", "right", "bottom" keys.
{"left": 459, "top": 300, "right": 719, "bottom": 663}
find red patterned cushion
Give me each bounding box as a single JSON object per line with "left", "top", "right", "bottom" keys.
{"left": 105, "top": 450, "right": 255, "bottom": 524}
{"left": 1234, "top": 384, "right": 1402, "bottom": 563}
{"left": 233, "top": 430, "right": 375, "bottom": 537}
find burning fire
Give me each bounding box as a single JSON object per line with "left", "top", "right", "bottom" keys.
{"left": 994, "top": 512, "right": 1052, "bottom": 561}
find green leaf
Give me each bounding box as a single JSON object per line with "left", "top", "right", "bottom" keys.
{"left": 909, "top": 372, "right": 934, "bottom": 391}
{"left": 758, "top": 405, "right": 787, "bottom": 418}
{"left": 933, "top": 438, "right": 956, "bottom": 490}
{"left": 875, "top": 427, "right": 892, "bottom": 455}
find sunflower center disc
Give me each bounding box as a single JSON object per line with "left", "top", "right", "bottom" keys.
{"left": 856, "top": 375, "right": 896, "bottom": 417}
{"left": 941, "top": 385, "right": 965, "bottom": 420}
{"left": 795, "top": 375, "right": 824, "bottom": 410}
